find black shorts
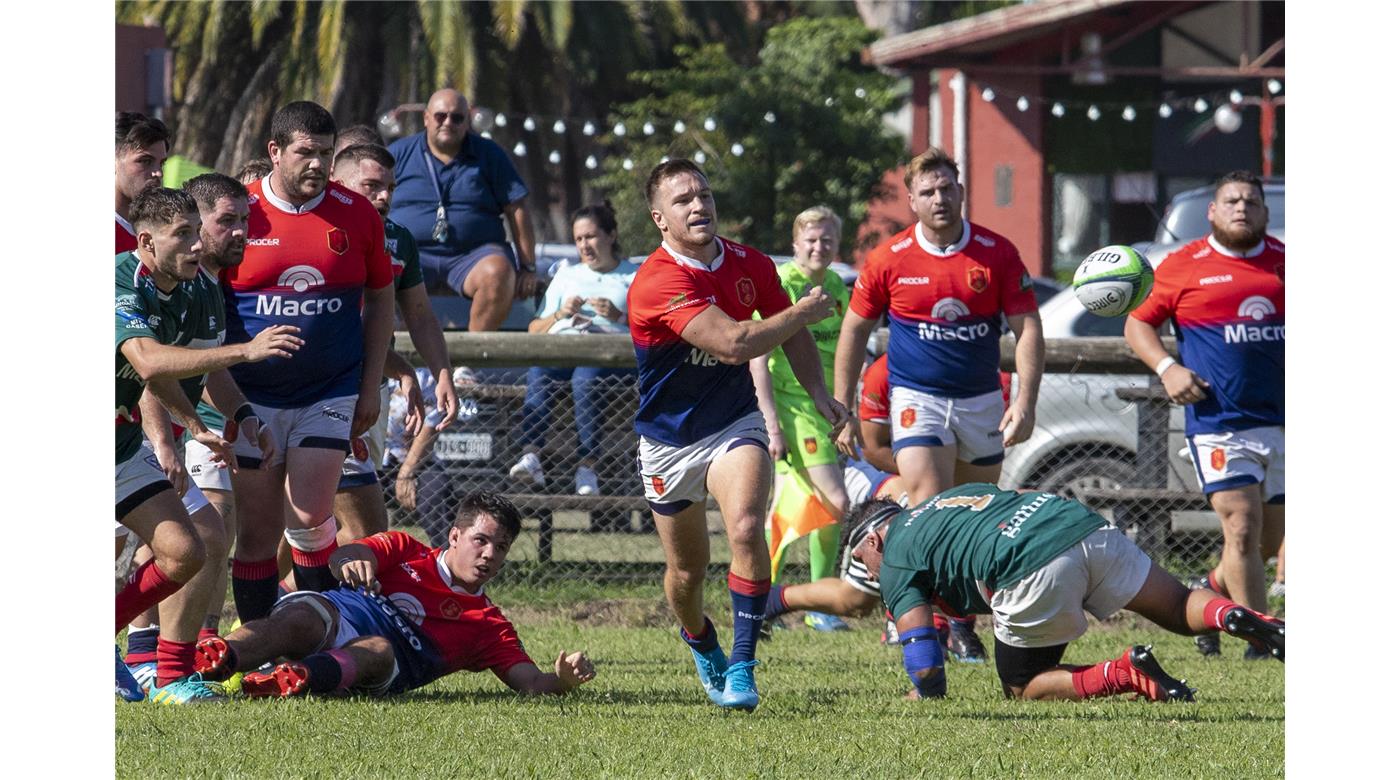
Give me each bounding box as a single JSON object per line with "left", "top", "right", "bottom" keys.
{"left": 993, "top": 638, "right": 1068, "bottom": 692}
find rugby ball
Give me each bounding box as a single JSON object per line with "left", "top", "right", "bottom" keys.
{"left": 1072, "top": 245, "right": 1154, "bottom": 317}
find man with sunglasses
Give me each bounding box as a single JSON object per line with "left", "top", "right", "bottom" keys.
{"left": 387, "top": 89, "right": 538, "bottom": 331}
{"left": 846, "top": 486, "right": 1283, "bottom": 703}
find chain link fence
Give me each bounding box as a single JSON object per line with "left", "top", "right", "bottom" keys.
{"left": 384, "top": 335, "right": 1247, "bottom": 588}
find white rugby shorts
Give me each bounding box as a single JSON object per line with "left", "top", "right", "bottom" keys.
{"left": 340, "top": 384, "right": 394, "bottom": 489}
{"left": 185, "top": 437, "right": 233, "bottom": 492}
{"left": 137, "top": 441, "right": 212, "bottom": 516}
{"left": 233, "top": 395, "right": 357, "bottom": 469}
{"left": 1187, "top": 426, "right": 1284, "bottom": 502}
{"left": 637, "top": 412, "right": 769, "bottom": 512}
{"left": 889, "top": 386, "right": 1005, "bottom": 465}
{"left": 989, "top": 527, "right": 1151, "bottom": 648}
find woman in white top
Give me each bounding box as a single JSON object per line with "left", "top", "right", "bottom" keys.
{"left": 510, "top": 202, "right": 637, "bottom": 496}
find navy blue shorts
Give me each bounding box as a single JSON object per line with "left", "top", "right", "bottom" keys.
{"left": 422, "top": 243, "right": 517, "bottom": 297}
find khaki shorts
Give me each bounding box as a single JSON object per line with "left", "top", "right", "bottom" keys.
{"left": 989, "top": 527, "right": 1152, "bottom": 648}
{"left": 637, "top": 412, "right": 768, "bottom": 513}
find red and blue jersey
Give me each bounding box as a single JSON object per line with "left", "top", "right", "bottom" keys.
{"left": 352, "top": 531, "right": 533, "bottom": 691}
{"left": 628, "top": 238, "right": 790, "bottom": 446}
{"left": 858, "top": 353, "right": 890, "bottom": 423}
{"left": 223, "top": 177, "right": 391, "bottom": 407}
{"left": 850, "top": 222, "right": 1037, "bottom": 398}
{"left": 1131, "top": 235, "right": 1284, "bottom": 436}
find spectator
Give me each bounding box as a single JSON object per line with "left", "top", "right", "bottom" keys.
{"left": 510, "top": 202, "right": 637, "bottom": 496}
{"left": 383, "top": 367, "right": 451, "bottom": 545}
{"left": 387, "top": 88, "right": 538, "bottom": 331}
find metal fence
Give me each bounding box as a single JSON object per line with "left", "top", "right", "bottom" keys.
{"left": 384, "top": 333, "right": 1248, "bottom": 587}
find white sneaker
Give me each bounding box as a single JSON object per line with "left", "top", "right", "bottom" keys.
{"left": 509, "top": 452, "right": 545, "bottom": 487}
{"left": 575, "top": 466, "right": 599, "bottom": 496}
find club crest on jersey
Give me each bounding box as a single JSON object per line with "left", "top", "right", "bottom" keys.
{"left": 967, "top": 265, "right": 989, "bottom": 293}
{"left": 1210, "top": 448, "right": 1227, "bottom": 471}
{"left": 900, "top": 407, "right": 916, "bottom": 428}
{"left": 440, "top": 599, "right": 463, "bottom": 619}
{"left": 804, "top": 437, "right": 818, "bottom": 454}
{"left": 736, "top": 277, "right": 756, "bottom": 307}
{"left": 327, "top": 227, "right": 349, "bottom": 255}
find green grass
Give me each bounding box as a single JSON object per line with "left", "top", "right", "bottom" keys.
{"left": 116, "top": 604, "right": 1283, "bottom": 778}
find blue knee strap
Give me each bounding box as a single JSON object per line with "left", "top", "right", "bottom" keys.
{"left": 900, "top": 626, "right": 947, "bottom": 698}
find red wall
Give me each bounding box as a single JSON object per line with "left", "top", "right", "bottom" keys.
{"left": 115, "top": 25, "right": 167, "bottom": 114}
{"left": 965, "top": 73, "right": 1048, "bottom": 278}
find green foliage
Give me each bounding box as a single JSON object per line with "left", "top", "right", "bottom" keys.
{"left": 594, "top": 17, "right": 903, "bottom": 257}
{"left": 117, "top": 619, "right": 1283, "bottom": 777}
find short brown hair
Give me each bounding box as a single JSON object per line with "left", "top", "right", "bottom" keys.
{"left": 904, "top": 146, "right": 959, "bottom": 190}
{"left": 235, "top": 158, "right": 273, "bottom": 184}
{"left": 1214, "top": 170, "right": 1265, "bottom": 202}
{"left": 333, "top": 143, "right": 396, "bottom": 175}
{"left": 645, "top": 159, "right": 707, "bottom": 206}
{"left": 336, "top": 124, "right": 383, "bottom": 153}
{"left": 130, "top": 187, "right": 197, "bottom": 233}
{"left": 453, "top": 491, "right": 523, "bottom": 544}
{"left": 183, "top": 173, "right": 247, "bottom": 213}
{"left": 270, "top": 100, "right": 336, "bottom": 149}
{"left": 116, "top": 112, "right": 171, "bottom": 156}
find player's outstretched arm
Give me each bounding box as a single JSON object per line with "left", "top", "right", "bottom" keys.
{"left": 138, "top": 388, "right": 187, "bottom": 497}
{"left": 679, "top": 286, "right": 835, "bottom": 365}
{"left": 894, "top": 604, "right": 947, "bottom": 700}
{"left": 503, "top": 651, "right": 597, "bottom": 696}
{"left": 329, "top": 543, "right": 380, "bottom": 593}
{"left": 121, "top": 326, "right": 303, "bottom": 382}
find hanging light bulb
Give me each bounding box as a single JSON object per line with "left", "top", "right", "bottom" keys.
{"left": 730, "top": 142, "right": 745, "bottom": 156}
{"left": 824, "top": 97, "right": 835, "bottom": 107}
{"left": 673, "top": 120, "right": 686, "bottom": 134}
{"left": 612, "top": 122, "right": 626, "bottom": 137}
{"left": 522, "top": 117, "right": 536, "bottom": 132}
{"left": 1016, "top": 96, "right": 1029, "bottom": 112}
{"left": 694, "top": 151, "right": 706, "bottom": 164}
{"left": 1158, "top": 103, "right": 1173, "bottom": 118}
{"left": 494, "top": 113, "right": 508, "bottom": 127}
{"left": 584, "top": 155, "right": 598, "bottom": 170}
{"left": 703, "top": 117, "right": 717, "bottom": 132}
{"left": 480, "top": 130, "right": 492, "bottom": 140}
{"left": 1122, "top": 105, "right": 1137, "bottom": 121}
{"left": 582, "top": 121, "right": 596, "bottom": 136}
{"left": 855, "top": 87, "right": 867, "bottom": 99}
{"left": 552, "top": 119, "right": 566, "bottom": 135}
{"left": 1229, "top": 89, "right": 1244, "bottom": 104}
{"left": 1213, "top": 104, "right": 1243, "bottom": 133}
{"left": 642, "top": 121, "right": 655, "bottom": 135}
{"left": 1087, "top": 105, "right": 1101, "bottom": 121}
{"left": 622, "top": 158, "right": 634, "bottom": 171}
{"left": 981, "top": 87, "right": 995, "bottom": 102}
{"left": 548, "top": 150, "right": 561, "bottom": 164}
{"left": 1194, "top": 98, "right": 1209, "bottom": 113}
{"left": 763, "top": 111, "right": 776, "bottom": 124}
{"left": 1267, "top": 79, "right": 1282, "bottom": 95}
{"left": 1051, "top": 102, "right": 1065, "bottom": 118}
{"left": 512, "top": 141, "right": 526, "bottom": 157}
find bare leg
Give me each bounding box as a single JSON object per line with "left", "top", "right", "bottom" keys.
{"left": 202, "top": 489, "right": 236, "bottom": 630}
{"left": 334, "top": 483, "right": 390, "bottom": 543}
{"left": 155, "top": 504, "right": 228, "bottom": 643}
{"left": 1210, "top": 486, "right": 1268, "bottom": 612}
{"left": 223, "top": 600, "right": 332, "bottom": 671}
{"left": 652, "top": 502, "right": 711, "bottom": 637}
{"left": 895, "top": 444, "right": 956, "bottom": 506}
{"left": 461, "top": 254, "right": 515, "bottom": 332}
{"left": 706, "top": 444, "right": 772, "bottom": 583}
{"left": 954, "top": 460, "right": 1002, "bottom": 486}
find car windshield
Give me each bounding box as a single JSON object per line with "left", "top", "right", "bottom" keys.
{"left": 1155, "top": 187, "right": 1284, "bottom": 244}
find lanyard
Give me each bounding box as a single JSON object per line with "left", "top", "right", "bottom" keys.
{"left": 424, "top": 149, "right": 450, "bottom": 243}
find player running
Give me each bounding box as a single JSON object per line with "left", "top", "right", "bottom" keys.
{"left": 191, "top": 493, "right": 595, "bottom": 699}
{"left": 628, "top": 160, "right": 849, "bottom": 711}
{"left": 330, "top": 141, "right": 457, "bottom": 542}
{"left": 222, "top": 101, "right": 395, "bottom": 622}
{"left": 848, "top": 486, "right": 1283, "bottom": 702}
{"left": 833, "top": 147, "right": 1043, "bottom": 508}
{"left": 1124, "top": 170, "right": 1284, "bottom": 659}
{"left": 116, "top": 187, "right": 300, "bottom": 702}
{"left": 750, "top": 206, "right": 853, "bottom": 632}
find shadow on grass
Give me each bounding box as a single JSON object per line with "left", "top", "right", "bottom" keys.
{"left": 937, "top": 707, "right": 1283, "bottom": 724}
{"left": 402, "top": 688, "right": 713, "bottom": 707}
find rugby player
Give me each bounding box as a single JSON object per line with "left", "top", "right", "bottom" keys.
{"left": 848, "top": 487, "right": 1283, "bottom": 702}
{"left": 628, "top": 160, "right": 850, "bottom": 711}
{"left": 222, "top": 101, "right": 395, "bottom": 621}
{"left": 192, "top": 493, "right": 595, "bottom": 699}
{"left": 1124, "top": 170, "right": 1285, "bottom": 658}
{"left": 750, "top": 206, "right": 853, "bottom": 632}
{"left": 115, "top": 112, "right": 170, "bottom": 254}
{"left": 833, "top": 147, "right": 1044, "bottom": 509}
{"left": 331, "top": 142, "right": 457, "bottom": 541}
{"left": 116, "top": 187, "right": 301, "bottom": 702}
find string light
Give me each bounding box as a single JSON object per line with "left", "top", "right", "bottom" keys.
{"left": 1267, "top": 79, "right": 1282, "bottom": 95}
{"left": 1194, "top": 98, "right": 1209, "bottom": 113}
{"left": 480, "top": 130, "right": 492, "bottom": 140}
{"left": 1016, "top": 96, "right": 1029, "bottom": 112}
{"left": 622, "top": 158, "right": 634, "bottom": 171}
{"left": 703, "top": 117, "right": 717, "bottom": 132}
{"left": 1158, "top": 103, "right": 1173, "bottom": 118}
{"left": 1086, "top": 104, "right": 1101, "bottom": 121}
{"left": 1228, "top": 89, "right": 1244, "bottom": 104}
{"left": 854, "top": 87, "right": 867, "bottom": 99}
{"left": 1051, "top": 102, "right": 1065, "bottom": 117}
{"left": 659, "top": 155, "right": 669, "bottom": 163}
{"left": 763, "top": 111, "right": 776, "bottom": 124}
{"left": 824, "top": 97, "right": 835, "bottom": 107}
{"left": 494, "top": 113, "right": 507, "bottom": 127}
{"left": 582, "top": 121, "right": 596, "bottom": 136}
{"left": 642, "top": 122, "right": 655, "bottom": 135}
{"left": 548, "top": 150, "right": 561, "bottom": 164}
{"left": 981, "top": 87, "right": 995, "bottom": 102}
{"left": 612, "top": 122, "right": 626, "bottom": 137}
{"left": 1121, "top": 106, "right": 1136, "bottom": 121}
{"left": 512, "top": 141, "right": 526, "bottom": 157}
{"left": 584, "top": 155, "right": 598, "bottom": 170}
{"left": 731, "top": 142, "right": 745, "bottom": 156}
{"left": 552, "top": 119, "right": 566, "bottom": 134}
{"left": 673, "top": 120, "right": 686, "bottom": 134}
{"left": 694, "top": 151, "right": 707, "bottom": 164}
{"left": 522, "top": 117, "right": 536, "bottom": 131}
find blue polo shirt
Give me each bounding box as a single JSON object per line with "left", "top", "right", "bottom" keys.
{"left": 386, "top": 132, "right": 529, "bottom": 262}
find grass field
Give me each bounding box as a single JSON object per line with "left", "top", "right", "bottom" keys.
{"left": 116, "top": 583, "right": 1284, "bottom": 779}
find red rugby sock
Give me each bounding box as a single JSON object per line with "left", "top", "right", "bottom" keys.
{"left": 115, "top": 561, "right": 182, "bottom": 635}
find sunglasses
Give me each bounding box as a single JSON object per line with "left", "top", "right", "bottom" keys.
{"left": 433, "top": 111, "right": 467, "bottom": 125}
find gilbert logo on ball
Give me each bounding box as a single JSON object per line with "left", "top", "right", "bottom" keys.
{"left": 1072, "top": 245, "right": 1154, "bottom": 317}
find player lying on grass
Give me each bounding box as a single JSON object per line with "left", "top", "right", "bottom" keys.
{"left": 847, "top": 486, "right": 1283, "bottom": 702}
{"left": 192, "top": 492, "right": 595, "bottom": 698}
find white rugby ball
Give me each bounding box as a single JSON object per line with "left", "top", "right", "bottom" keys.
{"left": 1072, "top": 245, "right": 1154, "bottom": 317}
